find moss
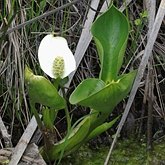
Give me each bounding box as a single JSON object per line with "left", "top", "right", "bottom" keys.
{"left": 60, "top": 139, "right": 165, "bottom": 165}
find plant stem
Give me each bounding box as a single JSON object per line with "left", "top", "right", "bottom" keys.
{"left": 61, "top": 87, "right": 71, "bottom": 133}
{"left": 30, "top": 102, "right": 43, "bottom": 129}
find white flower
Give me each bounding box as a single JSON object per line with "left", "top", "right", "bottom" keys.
{"left": 38, "top": 34, "right": 76, "bottom": 79}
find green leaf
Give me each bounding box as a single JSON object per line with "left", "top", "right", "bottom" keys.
{"left": 41, "top": 110, "right": 108, "bottom": 161}
{"left": 42, "top": 107, "right": 57, "bottom": 130}
{"left": 140, "top": 10, "right": 148, "bottom": 18}
{"left": 134, "top": 19, "right": 142, "bottom": 26}
{"left": 69, "top": 78, "right": 105, "bottom": 105}
{"left": 91, "top": 5, "right": 129, "bottom": 82}
{"left": 70, "top": 71, "right": 136, "bottom": 113}
{"left": 86, "top": 116, "right": 119, "bottom": 141}
{"left": 42, "top": 116, "right": 91, "bottom": 160}
{"left": 25, "top": 66, "right": 65, "bottom": 110}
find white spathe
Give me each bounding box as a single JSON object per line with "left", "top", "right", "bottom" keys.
{"left": 38, "top": 34, "right": 76, "bottom": 79}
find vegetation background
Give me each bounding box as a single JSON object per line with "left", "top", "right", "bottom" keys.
{"left": 0, "top": 0, "right": 165, "bottom": 164}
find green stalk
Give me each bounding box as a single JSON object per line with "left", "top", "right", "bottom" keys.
{"left": 30, "top": 101, "right": 43, "bottom": 129}
{"left": 42, "top": 109, "right": 109, "bottom": 161}
{"left": 61, "top": 87, "right": 71, "bottom": 133}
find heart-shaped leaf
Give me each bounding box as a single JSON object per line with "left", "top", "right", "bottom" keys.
{"left": 91, "top": 5, "right": 129, "bottom": 82}
{"left": 70, "top": 71, "right": 136, "bottom": 113}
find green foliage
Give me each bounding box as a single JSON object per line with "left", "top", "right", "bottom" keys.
{"left": 45, "top": 4, "right": 136, "bottom": 161}
{"left": 25, "top": 66, "right": 66, "bottom": 129}
{"left": 70, "top": 4, "right": 136, "bottom": 113}
{"left": 70, "top": 71, "right": 136, "bottom": 113}
{"left": 134, "top": 10, "right": 148, "bottom": 26}
{"left": 46, "top": 116, "right": 91, "bottom": 160}
{"left": 42, "top": 107, "right": 57, "bottom": 130}
{"left": 86, "top": 116, "right": 119, "bottom": 141}
{"left": 91, "top": 5, "right": 130, "bottom": 82}
{"left": 25, "top": 66, "right": 66, "bottom": 110}
{"left": 25, "top": 4, "right": 136, "bottom": 162}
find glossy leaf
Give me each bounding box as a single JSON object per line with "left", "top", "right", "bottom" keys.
{"left": 86, "top": 116, "right": 119, "bottom": 141}
{"left": 69, "top": 78, "right": 105, "bottom": 105}
{"left": 43, "top": 108, "right": 57, "bottom": 130}
{"left": 91, "top": 5, "right": 129, "bottom": 82}
{"left": 43, "top": 116, "right": 91, "bottom": 160}
{"left": 70, "top": 71, "right": 136, "bottom": 113}
{"left": 25, "top": 66, "right": 65, "bottom": 110}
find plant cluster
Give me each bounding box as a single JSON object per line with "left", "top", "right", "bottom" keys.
{"left": 25, "top": 5, "right": 136, "bottom": 163}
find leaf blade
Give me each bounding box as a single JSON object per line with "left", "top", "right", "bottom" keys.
{"left": 91, "top": 5, "right": 130, "bottom": 82}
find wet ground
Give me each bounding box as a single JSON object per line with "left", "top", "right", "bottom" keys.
{"left": 61, "top": 138, "right": 165, "bottom": 165}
